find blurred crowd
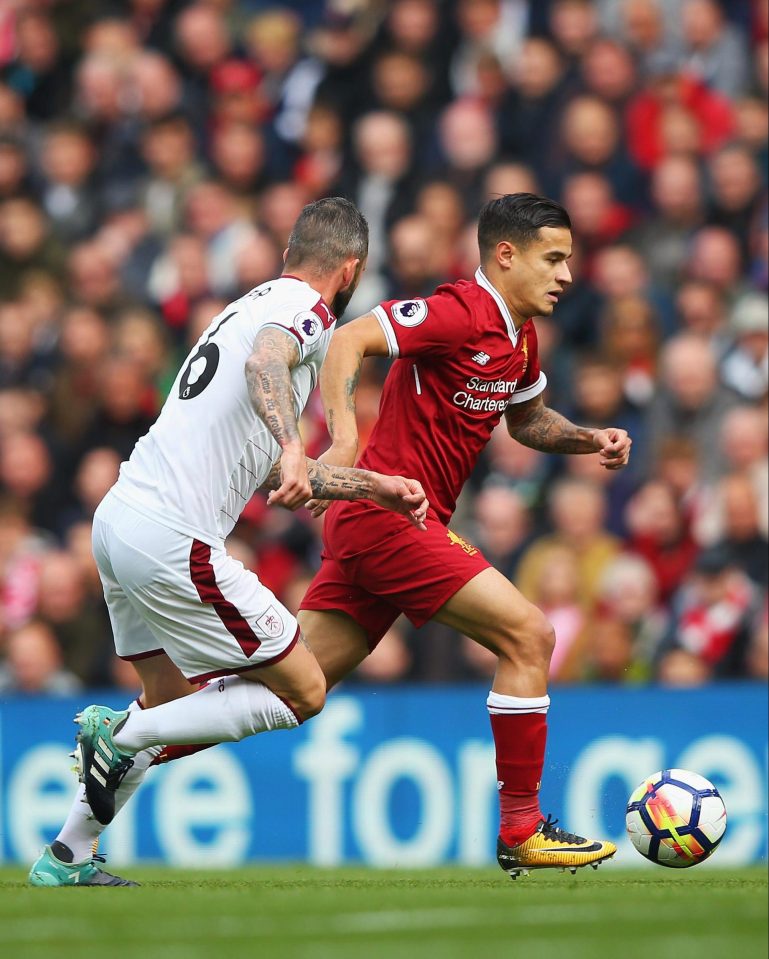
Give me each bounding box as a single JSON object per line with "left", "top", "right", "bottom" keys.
{"left": 0, "top": 0, "right": 766, "bottom": 695}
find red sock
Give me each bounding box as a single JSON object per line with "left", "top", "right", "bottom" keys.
{"left": 489, "top": 707, "right": 548, "bottom": 847}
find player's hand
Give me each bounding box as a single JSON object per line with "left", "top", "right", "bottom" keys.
{"left": 305, "top": 442, "right": 357, "bottom": 519}
{"left": 267, "top": 444, "right": 312, "bottom": 510}
{"left": 370, "top": 474, "right": 429, "bottom": 530}
{"left": 593, "top": 428, "right": 632, "bottom": 470}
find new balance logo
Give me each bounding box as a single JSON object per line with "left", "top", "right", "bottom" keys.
{"left": 471, "top": 351, "right": 491, "bottom": 365}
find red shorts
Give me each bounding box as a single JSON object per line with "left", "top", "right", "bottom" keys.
{"left": 300, "top": 501, "right": 491, "bottom": 649}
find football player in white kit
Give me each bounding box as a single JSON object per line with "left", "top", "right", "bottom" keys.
{"left": 29, "top": 198, "right": 428, "bottom": 887}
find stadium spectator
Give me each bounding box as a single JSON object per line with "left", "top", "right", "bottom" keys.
{"left": 680, "top": 0, "right": 751, "bottom": 98}
{"left": 645, "top": 333, "right": 738, "bottom": 480}
{"left": 496, "top": 37, "right": 569, "bottom": 175}
{"left": 516, "top": 476, "right": 621, "bottom": 610}
{"left": 35, "top": 550, "right": 111, "bottom": 685}
{"left": 579, "top": 37, "right": 638, "bottom": 108}
{"left": 450, "top": 0, "right": 526, "bottom": 98}
{"left": 0, "top": 620, "right": 82, "bottom": 694}
{"left": 0, "top": 429, "right": 62, "bottom": 533}
{"left": 696, "top": 471, "right": 768, "bottom": 588}
{"left": 556, "top": 94, "right": 644, "bottom": 206}
{"left": 674, "top": 278, "right": 729, "bottom": 344}
{"left": 138, "top": 113, "right": 204, "bottom": 237}
{"left": 625, "top": 54, "right": 735, "bottom": 171}
{"left": 628, "top": 154, "right": 704, "bottom": 292}
{"left": 549, "top": 0, "right": 601, "bottom": 61}
{"left": 471, "top": 484, "right": 534, "bottom": 582}
{"left": 656, "top": 545, "right": 762, "bottom": 678}
{"left": 719, "top": 291, "right": 769, "bottom": 401}
{"left": 0, "top": 134, "right": 29, "bottom": 200}
{"left": 384, "top": 213, "right": 445, "bottom": 299}
{"left": 0, "top": 197, "right": 65, "bottom": 299}
{"left": 706, "top": 144, "right": 764, "bottom": 264}
{"left": 0, "top": 495, "right": 48, "bottom": 632}
{"left": 624, "top": 478, "right": 699, "bottom": 603}
{"left": 592, "top": 552, "right": 667, "bottom": 675}
{"left": 293, "top": 102, "right": 344, "bottom": 200}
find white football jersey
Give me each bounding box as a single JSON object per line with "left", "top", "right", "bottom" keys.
{"left": 112, "top": 277, "right": 336, "bottom": 546}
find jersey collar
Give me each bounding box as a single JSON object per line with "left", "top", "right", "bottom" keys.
{"left": 474, "top": 267, "right": 519, "bottom": 347}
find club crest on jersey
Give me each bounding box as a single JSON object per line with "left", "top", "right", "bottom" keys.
{"left": 256, "top": 606, "right": 284, "bottom": 638}
{"left": 391, "top": 299, "right": 428, "bottom": 327}
{"left": 294, "top": 311, "right": 322, "bottom": 345}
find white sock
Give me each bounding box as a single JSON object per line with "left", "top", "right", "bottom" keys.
{"left": 56, "top": 700, "right": 163, "bottom": 863}
{"left": 113, "top": 676, "right": 299, "bottom": 752}
{"left": 486, "top": 691, "right": 550, "bottom": 714}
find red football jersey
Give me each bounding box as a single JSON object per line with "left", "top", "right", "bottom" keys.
{"left": 357, "top": 268, "right": 547, "bottom": 524}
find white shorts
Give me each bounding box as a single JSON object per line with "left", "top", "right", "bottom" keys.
{"left": 92, "top": 492, "right": 299, "bottom": 683}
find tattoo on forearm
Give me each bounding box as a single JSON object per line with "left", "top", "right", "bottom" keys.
{"left": 507, "top": 405, "right": 596, "bottom": 454}
{"left": 261, "top": 458, "right": 376, "bottom": 500}
{"left": 246, "top": 329, "right": 302, "bottom": 448}
{"left": 344, "top": 355, "right": 362, "bottom": 414}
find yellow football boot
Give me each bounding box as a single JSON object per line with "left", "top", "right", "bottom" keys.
{"left": 497, "top": 815, "right": 616, "bottom": 880}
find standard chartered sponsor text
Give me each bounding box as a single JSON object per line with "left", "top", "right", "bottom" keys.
{"left": 453, "top": 376, "right": 518, "bottom": 412}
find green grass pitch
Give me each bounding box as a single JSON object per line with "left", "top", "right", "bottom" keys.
{"left": 1, "top": 865, "right": 766, "bottom": 959}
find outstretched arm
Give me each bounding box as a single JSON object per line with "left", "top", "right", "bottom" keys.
{"left": 245, "top": 326, "right": 309, "bottom": 509}
{"left": 504, "top": 395, "right": 631, "bottom": 469}
{"left": 261, "top": 458, "right": 429, "bottom": 530}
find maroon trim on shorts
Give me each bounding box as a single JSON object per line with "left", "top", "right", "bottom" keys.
{"left": 120, "top": 648, "right": 165, "bottom": 662}
{"left": 189, "top": 539, "right": 262, "bottom": 658}
{"left": 185, "top": 625, "right": 301, "bottom": 685}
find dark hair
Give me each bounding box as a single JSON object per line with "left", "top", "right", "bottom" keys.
{"left": 284, "top": 197, "right": 369, "bottom": 272}
{"left": 477, "top": 193, "right": 571, "bottom": 260}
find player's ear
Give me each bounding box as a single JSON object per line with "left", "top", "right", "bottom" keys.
{"left": 341, "top": 257, "right": 361, "bottom": 289}
{"left": 282, "top": 247, "right": 289, "bottom": 263}
{"left": 496, "top": 240, "right": 515, "bottom": 270}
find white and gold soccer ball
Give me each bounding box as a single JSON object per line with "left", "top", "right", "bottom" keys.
{"left": 626, "top": 768, "right": 727, "bottom": 867}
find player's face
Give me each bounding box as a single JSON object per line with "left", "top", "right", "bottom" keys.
{"left": 505, "top": 227, "right": 573, "bottom": 321}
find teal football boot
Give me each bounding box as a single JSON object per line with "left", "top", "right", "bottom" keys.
{"left": 73, "top": 705, "right": 135, "bottom": 825}
{"left": 29, "top": 843, "right": 138, "bottom": 887}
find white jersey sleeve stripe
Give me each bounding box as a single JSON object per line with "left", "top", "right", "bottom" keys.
{"left": 507, "top": 372, "right": 548, "bottom": 405}
{"left": 373, "top": 305, "right": 399, "bottom": 358}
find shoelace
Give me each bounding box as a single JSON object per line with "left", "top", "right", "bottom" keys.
{"left": 539, "top": 814, "right": 585, "bottom": 845}
{"left": 105, "top": 756, "right": 135, "bottom": 790}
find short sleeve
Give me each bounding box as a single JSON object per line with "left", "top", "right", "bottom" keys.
{"left": 372, "top": 289, "right": 474, "bottom": 359}
{"left": 507, "top": 322, "right": 548, "bottom": 405}
{"left": 262, "top": 298, "right": 336, "bottom": 361}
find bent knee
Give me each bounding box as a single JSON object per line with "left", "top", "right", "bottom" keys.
{"left": 495, "top": 604, "right": 556, "bottom": 662}
{"left": 292, "top": 674, "right": 327, "bottom": 721}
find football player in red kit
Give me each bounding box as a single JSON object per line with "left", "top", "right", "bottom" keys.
{"left": 299, "top": 193, "right": 632, "bottom": 878}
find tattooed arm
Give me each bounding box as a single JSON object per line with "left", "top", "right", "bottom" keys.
{"left": 504, "top": 395, "right": 632, "bottom": 469}
{"left": 245, "top": 326, "right": 310, "bottom": 509}
{"left": 318, "top": 312, "right": 391, "bottom": 466}
{"left": 261, "top": 458, "right": 429, "bottom": 529}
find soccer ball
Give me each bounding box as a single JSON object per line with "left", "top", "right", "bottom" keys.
{"left": 625, "top": 768, "right": 727, "bottom": 867}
